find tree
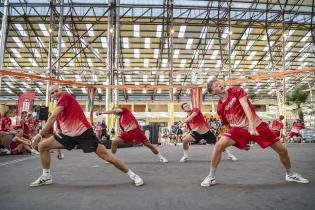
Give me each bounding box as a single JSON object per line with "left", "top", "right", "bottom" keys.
{"left": 286, "top": 89, "right": 309, "bottom": 121}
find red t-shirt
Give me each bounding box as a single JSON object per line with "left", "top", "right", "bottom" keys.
{"left": 291, "top": 122, "right": 304, "bottom": 133}
{"left": 119, "top": 108, "right": 139, "bottom": 132}
{"left": 271, "top": 120, "right": 284, "bottom": 131}
{"left": 217, "top": 86, "right": 261, "bottom": 128}
{"left": 57, "top": 92, "right": 91, "bottom": 136}
{"left": 186, "top": 108, "right": 208, "bottom": 131}
{"left": 1, "top": 116, "right": 12, "bottom": 132}
{"left": 23, "top": 120, "right": 31, "bottom": 136}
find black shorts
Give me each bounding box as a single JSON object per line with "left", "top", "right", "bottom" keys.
{"left": 54, "top": 128, "right": 101, "bottom": 153}
{"left": 190, "top": 130, "right": 216, "bottom": 144}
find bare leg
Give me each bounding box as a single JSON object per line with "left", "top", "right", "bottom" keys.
{"left": 211, "top": 136, "right": 236, "bottom": 168}
{"left": 269, "top": 141, "right": 291, "bottom": 169}
{"left": 143, "top": 141, "right": 158, "bottom": 154}
{"left": 95, "top": 144, "right": 129, "bottom": 172}
{"left": 38, "top": 137, "right": 64, "bottom": 169}
{"left": 111, "top": 137, "right": 123, "bottom": 154}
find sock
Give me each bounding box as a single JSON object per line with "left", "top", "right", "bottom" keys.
{"left": 127, "top": 169, "right": 136, "bottom": 180}
{"left": 183, "top": 149, "right": 189, "bottom": 157}
{"left": 42, "top": 169, "right": 51, "bottom": 178}
{"left": 209, "top": 166, "right": 216, "bottom": 178}
{"left": 157, "top": 152, "right": 163, "bottom": 158}
{"left": 286, "top": 168, "right": 294, "bottom": 176}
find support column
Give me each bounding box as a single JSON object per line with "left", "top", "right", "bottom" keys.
{"left": 56, "top": 0, "right": 64, "bottom": 77}
{"left": 0, "top": 0, "right": 8, "bottom": 68}
{"left": 45, "top": 0, "right": 56, "bottom": 106}
{"left": 114, "top": 0, "right": 120, "bottom": 130}
{"left": 107, "top": 0, "right": 116, "bottom": 129}
{"left": 167, "top": 0, "right": 174, "bottom": 128}
{"left": 227, "top": 1, "right": 232, "bottom": 79}
{"left": 0, "top": 0, "right": 9, "bottom": 93}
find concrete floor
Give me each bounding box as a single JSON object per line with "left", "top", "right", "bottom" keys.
{"left": 1, "top": 144, "right": 314, "bottom": 210}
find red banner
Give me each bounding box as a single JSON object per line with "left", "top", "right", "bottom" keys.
{"left": 16, "top": 92, "right": 36, "bottom": 125}
{"left": 189, "top": 88, "right": 202, "bottom": 109}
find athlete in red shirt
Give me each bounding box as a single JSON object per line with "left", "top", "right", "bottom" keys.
{"left": 202, "top": 79, "right": 309, "bottom": 186}
{"left": 271, "top": 115, "right": 285, "bottom": 140}
{"left": 289, "top": 119, "right": 304, "bottom": 140}
{"left": 1, "top": 110, "right": 12, "bottom": 132}
{"left": 179, "top": 103, "right": 237, "bottom": 162}
{"left": 98, "top": 107, "right": 168, "bottom": 163}
{"left": 30, "top": 85, "right": 143, "bottom": 187}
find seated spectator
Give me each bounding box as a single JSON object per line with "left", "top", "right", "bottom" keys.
{"left": 10, "top": 129, "right": 39, "bottom": 155}
{"left": 95, "top": 122, "right": 103, "bottom": 140}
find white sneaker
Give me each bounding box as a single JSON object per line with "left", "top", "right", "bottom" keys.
{"left": 133, "top": 174, "right": 144, "bottom": 186}
{"left": 201, "top": 176, "right": 216, "bottom": 187}
{"left": 30, "top": 175, "right": 53, "bottom": 187}
{"left": 286, "top": 173, "right": 309, "bottom": 184}
{"left": 0, "top": 148, "right": 11, "bottom": 155}
{"left": 31, "top": 150, "right": 40, "bottom": 155}
{"left": 179, "top": 156, "right": 188, "bottom": 162}
{"left": 227, "top": 154, "right": 237, "bottom": 161}
{"left": 57, "top": 153, "right": 64, "bottom": 160}
{"left": 159, "top": 156, "right": 168, "bottom": 163}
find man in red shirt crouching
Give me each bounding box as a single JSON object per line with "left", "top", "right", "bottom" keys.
{"left": 201, "top": 79, "right": 309, "bottom": 187}
{"left": 98, "top": 107, "right": 168, "bottom": 163}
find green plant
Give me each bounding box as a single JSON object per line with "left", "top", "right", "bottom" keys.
{"left": 286, "top": 89, "right": 309, "bottom": 121}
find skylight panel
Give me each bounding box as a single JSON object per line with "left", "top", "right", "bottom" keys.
{"left": 32, "top": 48, "right": 41, "bottom": 58}
{"left": 241, "top": 28, "right": 252, "bottom": 40}
{"left": 143, "top": 75, "right": 148, "bottom": 82}
{"left": 38, "top": 24, "right": 49, "bottom": 36}
{"left": 178, "top": 25, "right": 186, "bottom": 38}
{"left": 176, "top": 75, "right": 181, "bottom": 82}
{"left": 205, "top": 39, "right": 214, "bottom": 50}
{"left": 28, "top": 58, "right": 38, "bottom": 67}
{"left": 122, "top": 37, "right": 129, "bottom": 48}
{"left": 64, "top": 24, "right": 73, "bottom": 37}
{"left": 101, "top": 37, "right": 107, "bottom": 48}
{"left": 162, "top": 59, "right": 168, "bottom": 67}
{"left": 285, "top": 42, "right": 294, "bottom": 51}
{"left": 11, "top": 48, "right": 21, "bottom": 58}
{"left": 35, "top": 37, "right": 45, "bottom": 48}
{"left": 86, "top": 24, "right": 95, "bottom": 37}
{"left": 221, "top": 27, "right": 229, "bottom": 39}
{"left": 10, "top": 58, "right": 19, "bottom": 67}
{"left": 180, "top": 59, "right": 186, "bottom": 68}
{"left": 157, "top": 89, "right": 162, "bottom": 94}
{"left": 134, "top": 25, "right": 140, "bottom": 37}
{"left": 301, "top": 31, "right": 311, "bottom": 42}
{"left": 144, "top": 38, "right": 150, "bottom": 48}
{"left": 12, "top": 37, "right": 25, "bottom": 48}
{"left": 144, "top": 59, "right": 149, "bottom": 67}
{"left": 261, "top": 29, "right": 273, "bottom": 40}
{"left": 5, "top": 81, "right": 15, "bottom": 88}
{"left": 75, "top": 75, "right": 82, "bottom": 81}
{"left": 5, "top": 87, "right": 13, "bottom": 94}
{"left": 126, "top": 75, "right": 131, "bottom": 82}
{"left": 156, "top": 25, "right": 162, "bottom": 37}
{"left": 15, "top": 24, "right": 27, "bottom": 36}
{"left": 200, "top": 26, "right": 208, "bottom": 39}
{"left": 185, "top": 39, "right": 193, "bottom": 49}
{"left": 92, "top": 74, "right": 97, "bottom": 82}
{"left": 87, "top": 58, "right": 93, "bottom": 67}
{"left": 154, "top": 49, "right": 159, "bottom": 59}
{"left": 125, "top": 58, "right": 130, "bottom": 66}
{"left": 173, "top": 49, "right": 179, "bottom": 59}
{"left": 211, "top": 50, "right": 219, "bottom": 59}
{"left": 159, "top": 75, "right": 165, "bottom": 82}
{"left": 233, "top": 60, "right": 241, "bottom": 69}
{"left": 81, "top": 88, "right": 87, "bottom": 94}
{"left": 134, "top": 49, "right": 140, "bottom": 58}
{"left": 245, "top": 41, "right": 255, "bottom": 51}
{"left": 22, "top": 82, "right": 31, "bottom": 89}
{"left": 249, "top": 61, "right": 258, "bottom": 68}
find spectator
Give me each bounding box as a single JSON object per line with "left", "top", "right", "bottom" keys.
{"left": 95, "top": 122, "right": 103, "bottom": 140}
{"left": 10, "top": 129, "right": 39, "bottom": 155}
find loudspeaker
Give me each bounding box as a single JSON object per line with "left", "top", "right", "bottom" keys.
{"left": 142, "top": 123, "right": 160, "bottom": 144}
{"left": 36, "top": 106, "right": 49, "bottom": 121}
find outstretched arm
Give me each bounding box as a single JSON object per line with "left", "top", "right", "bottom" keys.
{"left": 97, "top": 108, "right": 123, "bottom": 115}
{"left": 31, "top": 106, "right": 64, "bottom": 147}
{"left": 239, "top": 96, "right": 259, "bottom": 135}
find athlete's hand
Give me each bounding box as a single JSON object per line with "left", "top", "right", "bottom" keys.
{"left": 248, "top": 123, "right": 259, "bottom": 136}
